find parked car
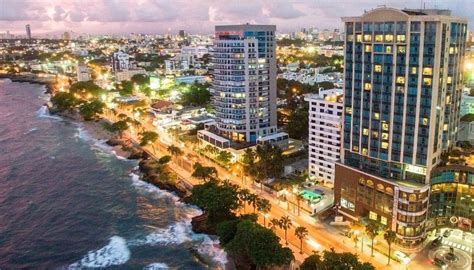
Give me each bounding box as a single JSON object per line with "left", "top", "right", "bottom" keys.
{"left": 443, "top": 229, "right": 452, "bottom": 238}
{"left": 433, "top": 257, "right": 447, "bottom": 269}
{"left": 431, "top": 236, "right": 443, "bottom": 247}
{"left": 394, "top": 251, "right": 410, "bottom": 264}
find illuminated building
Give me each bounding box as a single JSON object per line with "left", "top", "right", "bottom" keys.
{"left": 334, "top": 7, "right": 467, "bottom": 248}
{"left": 25, "top": 24, "right": 31, "bottom": 40}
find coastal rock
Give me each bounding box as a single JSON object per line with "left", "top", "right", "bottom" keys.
{"left": 191, "top": 213, "right": 216, "bottom": 235}
{"left": 106, "top": 138, "right": 122, "bottom": 146}
{"left": 127, "top": 149, "right": 143, "bottom": 160}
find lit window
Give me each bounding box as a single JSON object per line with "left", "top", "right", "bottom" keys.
{"left": 382, "top": 142, "right": 388, "bottom": 149}
{"left": 372, "top": 131, "right": 379, "bottom": 138}
{"left": 353, "top": 145, "right": 359, "bottom": 151}
{"left": 449, "top": 46, "right": 455, "bottom": 54}
{"left": 397, "top": 86, "right": 405, "bottom": 93}
{"left": 443, "top": 124, "right": 448, "bottom": 131}
{"left": 422, "top": 67, "right": 433, "bottom": 76}
{"left": 396, "top": 76, "right": 405, "bottom": 84}
{"left": 382, "top": 122, "right": 389, "bottom": 131}
{"left": 382, "top": 133, "right": 389, "bottom": 140}
{"left": 363, "top": 128, "right": 369, "bottom": 136}
{"left": 386, "top": 45, "right": 393, "bottom": 53}
{"left": 446, "top": 95, "right": 451, "bottom": 104}
{"left": 347, "top": 35, "right": 354, "bottom": 42}
{"left": 381, "top": 216, "right": 388, "bottom": 225}
{"left": 411, "top": 67, "right": 417, "bottom": 74}
{"left": 356, "top": 34, "right": 362, "bottom": 42}
{"left": 374, "top": 64, "right": 382, "bottom": 72}
{"left": 345, "top": 107, "right": 352, "bottom": 114}
{"left": 374, "top": 113, "right": 380, "bottom": 120}
{"left": 396, "top": 34, "right": 406, "bottom": 42}
{"left": 362, "top": 148, "right": 368, "bottom": 155}
{"left": 364, "top": 34, "right": 372, "bottom": 42}
{"left": 422, "top": 118, "right": 428, "bottom": 125}
{"left": 369, "top": 211, "right": 378, "bottom": 220}
{"left": 423, "top": 78, "right": 432, "bottom": 85}
{"left": 397, "top": 45, "right": 406, "bottom": 54}
{"left": 364, "top": 83, "right": 372, "bottom": 91}
{"left": 375, "top": 35, "right": 384, "bottom": 42}
{"left": 385, "top": 34, "right": 393, "bottom": 42}
{"left": 447, "top": 76, "right": 452, "bottom": 84}
{"left": 364, "top": 45, "right": 372, "bottom": 52}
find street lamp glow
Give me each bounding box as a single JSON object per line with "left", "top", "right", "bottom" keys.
{"left": 306, "top": 238, "right": 321, "bottom": 249}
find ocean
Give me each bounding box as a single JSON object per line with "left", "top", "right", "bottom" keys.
{"left": 0, "top": 80, "right": 226, "bottom": 269}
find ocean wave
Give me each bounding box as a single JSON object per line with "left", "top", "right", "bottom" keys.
{"left": 68, "top": 236, "right": 130, "bottom": 268}
{"left": 194, "top": 235, "right": 228, "bottom": 267}
{"left": 23, "top": 127, "right": 38, "bottom": 135}
{"left": 74, "top": 124, "right": 127, "bottom": 160}
{"left": 36, "top": 105, "right": 62, "bottom": 121}
{"left": 130, "top": 221, "right": 192, "bottom": 247}
{"left": 144, "top": 262, "right": 169, "bottom": 269}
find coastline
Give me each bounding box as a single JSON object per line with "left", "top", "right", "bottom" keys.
{"left": 0, "top": 74, "right": 56, "bottom": 94}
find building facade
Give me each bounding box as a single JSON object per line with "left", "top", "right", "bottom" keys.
{"left": 111, "top": 50, "right": 130, "bottom": 73}
{"left": 306, "top": 89, "right": 343, "bottom": 186}
{"left": 335, "top": 7, "right": 467, "bottom": 248}
{"left": 25, "top": 24, "right": 31, "bottom": 40}
{"left": 211, "top": 24, "right": 278, "bottom": 143}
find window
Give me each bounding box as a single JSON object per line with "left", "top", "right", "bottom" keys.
{"left": 356, "top": 34, "right": 362, "bottom": 42}
{"left": 411, "top": 67, "right": 417, "bottom": 74}
{"left": 345, "top": 107, "right": 352, "bottom": 114}
{"left": 374, "top": 64, "right": 382, "bottom": 72}
{"left": 372, "top": 131, "right": 379, "bottom": 138}
{"left": 365, "top": 45, "right": 372, "bottom": 52}
{"left": 381, "top": 216, "right": 388, "bottom": 225}
{"left": 386, "top": 45, "right": 393, "bottom": 53}
{"left": 382, "top": 133, "right": 389, "bottom": 140}
{"left": 363, "top": 128, "right": 369, "bottom": 136}
{"left": 353, "top": 145, "right": 359, "bottom": 151}
{"left": 364, "top": 83, "right": 372, "bottom": 91}
{"left": 443, "top": 124, "right": 448, "bottom": 131}
{"left": 382, "top": 142, "right": 388, "bottom": 149}
{"left": 364, "top": 34, "right": 372, "bottom": 42}
{"left": 422, "top": 118, "right": 428, "bottom": 125}
{"left": 423, "top": 78, "right": 432, "bottom": 85}
{"left": 374, "top": 113, "right": 380, "bottom": 120}
{"left": 422, "top": 67, "right": 433, "bottom": 76}
{"left": 375, "top": 35, "right": 383, "bottom": 42}
{"left": 449, "top": 46, "right": 455, "bottom": 54}
{"left": 362, "top": 148, "right": 368, "bottom": 155}
{"left": 396, "top": 34, "right": 406, "bottom": 42}
{"left": 398, "top": 45, "right": 406, "bottom": 54}
{"left": 369, "top": 211, "right": 378, "bottom": 220}
{"left": 385, "top": 34, "right": 394, "bottom": 42}
{"left": 447, "top": 76, "right": 452, "bottom": 84}
{"left": 382, "top": 122, "right": 389, "bottom": 131}
{"left": 396, "top": 76, "right": 405, "bottom": 84}
{"left": 347, "top": 34, "right": 354, "bottom": 42}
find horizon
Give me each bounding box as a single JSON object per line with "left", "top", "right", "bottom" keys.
{"left": 1, "top": 0, "right": 474, "bottom": 36}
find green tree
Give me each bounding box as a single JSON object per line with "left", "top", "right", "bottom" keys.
{"left": 296, "top": 193, "right": 305, "bottom": 216}
{"left": 190, "top": 180, "right": 240, "bottom": 222}
{"left": 256, "top": 198, "right": 271, "bottom": 227}
{"left": 255, "top": 144, "right": 284, "bottom": 182}
{"left": 286, "top": 102, "right": 309, "bottom": 140}
{"left": 158, "top": 155, "right": 171, "bottom": 164}
{"left": 192, "top": 162, "right": 218, "bottom": 182}
{"left": 50, "top": 92, "right": 78, "bottom": 112}
{"left": 384, "top": 229, "right": 397, "bottom": 265}
{"left": 131, "top": 73, "right": 149, "bottom": 86}
{"left": 269, "top": 218, "right": 281, "bottom": 231}
{"left": 139, "top": 131, "right": 159, "bottom": 154}
{"left": 300, "top": 248, "right": 375, "bottom": 270}
{"left": 216, "top": 219, "right": 240, "bottom": 246}
{"left": 79, "top": 99, "right": 105, "bottom": 121}
{"left": 167, "top": 145, "right": 183, "bottom": 157}
{"left": 180, "top": 82, "right": 211, "bottom": 106}
{"left": 237, "top": 188, "right": 251, "bottom": 210}
{"left": 103, "top": 120, "right": 129, "bottom": 138}
{"left": 247, "top": 193, "right": 258, "bottom": 213}
{"left": 365, "top": 221, "right": 380, "bottom": 257}
{"left": 116, "top": 80, "right": 134, "bottom": 96}
{"left": 226, "top": 219, "right": 294, "bottom": 268}
{"left": 216, "top": 150, "right": 232, "bottom": 165}
{"left": 295, "top": 226, "right": 308, "bottom": 254}
{"left": 69, "top": 80, "right": 104, "bottom": 99}
{"left": 279, "top": 216, "right": 292, "bottom": 245}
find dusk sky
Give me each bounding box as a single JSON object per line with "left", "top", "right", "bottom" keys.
{"left": 1, "top": 0, "right": 473, "bottom": 35}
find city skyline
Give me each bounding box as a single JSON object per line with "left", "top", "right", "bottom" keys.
{"left": 1, "top": 0, "right": 474, "bottom": 35}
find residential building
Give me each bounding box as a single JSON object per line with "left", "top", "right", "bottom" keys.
{"left": 76, "top": 63, "right": 90, "bottom": 82}
{"left": 181, "top": 45, "right": 208, "bottom": 58}
{"left": 306, "top": 89, "right": 343, "bottom": 186}
{"left": 334, "top": 7, "right": 467, "bottom": 248}
{"left": 111, "top": 50, "right": 130, "bottom": 73}
{"left": 25, "top": 24, "right": 31, "bottom": 40}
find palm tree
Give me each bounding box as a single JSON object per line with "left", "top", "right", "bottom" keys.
{"left": 247, "top": 193, "right": 258, "bottom": 213}
{"left": 279, "top": 215, "right": 292, "bottom": 245}
{"left": 257, "top": 199, "right": 271, "bottom": 227}
{"left": 238, "top": 188, "right": 251, "bottom": 211}
{"left": 384, "top": 229, "right": 397, "bottom": 265}
{"left": 296, "top": 193, "right": 305, "bottom": 216}
{"left": 365, "top": 221, "right": 380, "bottom": 257}
{"left": 270, "top": 218, "right": 281, "bottom": 231}
{"left": 139, "top": 131, "right": 159, "bottom": 154}
{"left": 295, "top": 226, "right": 309, "bottom": 254}
{"left": 192, "top": 162, "right": 218, "bottom": 183}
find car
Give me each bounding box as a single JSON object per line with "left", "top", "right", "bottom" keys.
{"left": 394, "top": 251, "right": 410, "bottom": 264}
{"left": 443, "top": 230, "right": 452, "bottom": 238}
{"left": 433, "top": 257, "right": 447, "bottom": 269}
{"left": 431, "top": 236, "right": 443, "bottom": 247}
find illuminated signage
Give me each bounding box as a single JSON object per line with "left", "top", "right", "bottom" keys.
{"left": 405, "top": 165, "right": 427, "bottom": 175}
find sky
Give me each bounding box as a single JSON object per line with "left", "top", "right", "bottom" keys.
{"left": 0, "top": 0, "right": 473, "bottom": 36}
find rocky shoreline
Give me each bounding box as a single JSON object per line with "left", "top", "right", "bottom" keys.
{"left": 0, "top": 74, "right": 56, "bottom": 94}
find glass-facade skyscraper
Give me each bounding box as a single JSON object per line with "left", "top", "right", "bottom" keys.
{"left": 335, "top": 7, "right": 467, "bottom": 248}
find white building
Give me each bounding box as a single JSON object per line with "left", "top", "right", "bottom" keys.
{"left": 305, "top": 89, "right": 343, "bottom": 186}
{"left": 76, "top": 63, "right": 91, "bottom": 82}
{"left": 111, "top": 50, "right": 130, "bottom": 73}
{"left": 181, "top": 45, "right": 209, "bottom": 58}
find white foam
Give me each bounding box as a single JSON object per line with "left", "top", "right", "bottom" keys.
{"left": 129, "top": 172, "right": 180, "bottom": 202}
{"left": 74, "top": 124, "right": 128, "bottom": 160}
{"left": 192, "top": 234, "right": 228, "bottom": 267}
{"left": 36, "top": 105, "right": 62, "bottom": 121}
{"left": 23, "top": 127, "right": 38, "bottom": 135}
{"left": 68, "top": 236, "right": 130, "bottom": 268}
{"left": 144, "top": 262, "right": 169, "bottom": 269}
{"left": 130, "top": 221, "right": 192, "bottom": 246}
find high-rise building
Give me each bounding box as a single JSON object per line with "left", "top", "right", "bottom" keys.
{"left": 111, "top": 50, "right": 130, "bottom": 73}
{"left": 178, "top": 30, "right": 186, "bottom": 38}
{"left": 25, "top": 24, "right": 31, "bottom": 39}
{"left": 306, "top": 89, "right": 343, "bottom": 186}
{"left": 209, "top": 24, "right": 278, "bottom": 143}
{"left": 334, "top": 7, "right": 467, "bottom": 248}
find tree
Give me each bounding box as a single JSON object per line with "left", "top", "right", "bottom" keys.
{"left": 192, "top": 162, "right": 218, "bottom": 182}
{"left": 255, "top": 144, "right": 284, "bottom": 182}
{"left": 216, "top": 150, "right": 232, "bottom": 165}
{"left": 286, "top": 102, "right": 309, "bottom": 140}
{"left": 158, "top": 155, "right": 171, "bottom": 164}
{"left": 296, "top": 193, "right": 305, "bottom": 216}
{"left": 191, "top": 180, "right": 240, "bottom": 222}
{"left": 295, "top": 226, "right": 308, "bottom": 254}
{"left": 69, "top": 80, "right": 104, "bottom": 99}
{"left": 270, "top": 218, "right": 281, "bottom": 231}
{"left": 50, "top": 92, "right": 78, "bottom": 112}
{"left": 226, "top": 219, "right": 294, "bottom": 268}
{"left": 383, "top": 229, "right": 397, "bottom": 265}
{"left": 79, "top": 99, "right": 105, "bottom": 121}
{"left": 116, "top": 80, "right": 134, "bottom": 96}
{"left": 131, "top": 73, "right": 149, "bottom": 86}
{"left": 167, "top": 145, "right": 183, "bottom": 157}
{"left": 238, "top": 188, "right": 251, "bottom": 210}
{"left": 256, "top": 198, "right": 271, "bottom": 227}
{"left": 180, "top": 82, "right": 211, "bottom": 106}
{"left": 365, "top": 221, "right": 380, "bottom": 257}
{"left": 300, "top": 248, "right": 375, "bottom": 270}
{"left": 247, "top": 193, "right": 258, "bottom": 213}
{"left": 103, "top": 120, "right": 129, "bottom": 138}
{"left": 139, "top": 131, "right": 159, "bottom": 154}
{"left": 279, "top": 216, "right": 292, "bottom": 245}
